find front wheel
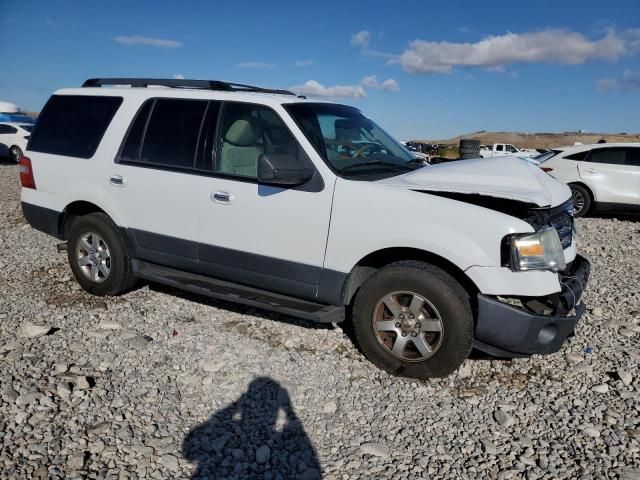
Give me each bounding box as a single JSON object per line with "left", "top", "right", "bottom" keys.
{"left": 352, "top": 261, "right": 474, "bottom": 378}
{"left": 67, "top": 213, "right": 137, "bottom": 296}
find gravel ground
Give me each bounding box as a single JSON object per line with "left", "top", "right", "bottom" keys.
{"left": 0, "top": 162, "right": 639, "bottom": 480}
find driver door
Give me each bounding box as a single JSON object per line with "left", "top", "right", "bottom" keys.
{"left": 196, "top": 101, "right": 335, "bottom": 300}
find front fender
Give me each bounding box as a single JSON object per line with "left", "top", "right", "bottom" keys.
{"left": 324, "top": 179, "right": 535, "bottom": 275}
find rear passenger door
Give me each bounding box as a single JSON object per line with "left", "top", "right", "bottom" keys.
{"left": 578, "top": 147, "right": 639, "bottom": 206}
{"left": 111, "top": 98, "right": 210, "bottom": 267}
{"left": 196, "top": 101, "right": 334, "bottom": 301}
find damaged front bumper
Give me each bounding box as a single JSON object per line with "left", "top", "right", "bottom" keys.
{"left": 473, "top": 255, "right": 591, "bottom": 357}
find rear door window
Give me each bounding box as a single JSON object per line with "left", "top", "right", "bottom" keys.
{"left": 27, "top": 95, "right": 122, "bottom": 158}
{"left": 118, "top": 99, "right": 208, "bottom": 170}
{"left": 625, "top": 148, "right": 640, "bottom": 167}
{"left": 586, "top": 148, "right": 627, "bottom": 166}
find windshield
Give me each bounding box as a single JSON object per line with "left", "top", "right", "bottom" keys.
{"left": 285, "top": 103, "right": 415, "bottom": 177}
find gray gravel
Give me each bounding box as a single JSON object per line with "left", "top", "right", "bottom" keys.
{"left": 0, "top": 162, "right": 639, "bottom": 479}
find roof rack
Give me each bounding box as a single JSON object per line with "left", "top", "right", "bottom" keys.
{"left": 82, "top": 78, "right": 297, "bottom": 96}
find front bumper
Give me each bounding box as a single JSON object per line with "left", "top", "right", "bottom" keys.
{"left": 474, "top": 255, "right": 590, "bottom": 357}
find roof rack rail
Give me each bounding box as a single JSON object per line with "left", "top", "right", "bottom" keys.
{"left": 82, "top": 78, "right": 297, "bottom": 96}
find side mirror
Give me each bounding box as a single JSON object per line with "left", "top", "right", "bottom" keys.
{"left": 257, "top": 154, "right": 314, "bottom": 186}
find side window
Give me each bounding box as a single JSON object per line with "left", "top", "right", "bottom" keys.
{"left": 0, "top": 125, "right": 9, "bottom": 134}
{"left": 625, "top": 148, "right": 640, "bottom": 167}
{"left": 119, "top": 101, "right": 153, "bottom": 162}
{"left": 587, "top": 148, "right": 627, "bottom": 166}
{"left": 139, "top": 99, "right": 208, "bottom": 169}
{"left": 564, "top": 150, "right": 588, "bottom": 161}
{"left": 27, "top": 95, "right": 122, "bottom": 158}
{"left": 6, "top": 126, "right": 18, "bottom": 134}
{"left": 216, "top": 102, "right": 301, "bottom": 178}
{"left": 496, "top": 144, "right": 504, "bottom": 151}
{"left": 506, "top": 145, "right": 516, "bottom": 153}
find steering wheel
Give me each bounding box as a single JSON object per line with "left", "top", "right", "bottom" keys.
{"left": 324, "top": 139, "right": 380, "bottom": 159}
{"left": 352, "top": 144, "right": 377, "bottom": 158}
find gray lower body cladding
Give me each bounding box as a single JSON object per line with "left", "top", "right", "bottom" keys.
{"left": 474, "top": 255, "right": 590, "bottom": 357}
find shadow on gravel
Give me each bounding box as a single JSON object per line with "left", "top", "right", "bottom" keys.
{"left": 182, "top": 377, "right": 321, "bottom": 480}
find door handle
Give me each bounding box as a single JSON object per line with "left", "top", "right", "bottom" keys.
{"left": 211, "top": 191, "right": 234, "bottom": 204}
{"left": 110, "top": 175, "right": 126, "bottom": 186}
{"left": 584, "top": 168, "right": 598, "bottom": 174}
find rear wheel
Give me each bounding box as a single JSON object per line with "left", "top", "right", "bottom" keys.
{"left": 9, "top": 146, "right": 22, "bottom": 163}
{"left": 67, "top": 213, "right": 136, "bottom": 296}
{"left": 569, "top": 184, "right": 591, "bottom": 217}
{"left": 352, "top": 261, "right": 474, "bottom": 378}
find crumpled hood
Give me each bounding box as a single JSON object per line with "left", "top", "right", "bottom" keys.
{"left": 378, "top": 156, "right": 570, "bottom": 207}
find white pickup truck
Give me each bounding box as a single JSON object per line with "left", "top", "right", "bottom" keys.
{"left": 480, "top": 143, "right": 537, "bottom": 158}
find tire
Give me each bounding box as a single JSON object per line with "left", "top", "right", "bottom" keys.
{"left": 67, "top": 213, "right": 136, "bottom": 296}
{"left": 569, "top": 184, "right": 591, "bottom": 218}
{"left": 10, "top": 146, "right": 23, "bottom": 163}
{"left": 352, "top": 261, "right": 474, "bottom": 379}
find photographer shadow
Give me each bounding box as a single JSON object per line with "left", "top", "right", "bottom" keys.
{"left": 182, "top": 377, "right": 321, "bottom": 480}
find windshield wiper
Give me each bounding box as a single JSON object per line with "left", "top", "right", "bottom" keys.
{"left": 339, "top": 160, "right": 414, "bottom": 173}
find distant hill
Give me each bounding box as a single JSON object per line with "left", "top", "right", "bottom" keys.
{"left": 412, "top": 131, "right": 640, "bottom": 149}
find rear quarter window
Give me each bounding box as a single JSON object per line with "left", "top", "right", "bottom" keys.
{"left": 28, "top": 95, "right": 122, "bottom": 158}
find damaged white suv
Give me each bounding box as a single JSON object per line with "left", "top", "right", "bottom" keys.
{"left": 20, "top": 78, "right": 590, "bottom": 378}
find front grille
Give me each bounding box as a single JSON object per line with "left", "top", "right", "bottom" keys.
{"left": 549, "top": 210, "right": 573, "bottom": 249}
{"left": 524, "top": 199, "right": 574, "bottom": 249}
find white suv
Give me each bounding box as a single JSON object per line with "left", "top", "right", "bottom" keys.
{"left": 20, "top": 78, "right": 590, "bottom": 378}
{"left": 540, "top": 143, "right": 640, "bottom": 217}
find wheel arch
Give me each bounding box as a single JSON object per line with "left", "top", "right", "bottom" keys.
{"left": 341, "top": 247, "right": 479, "bottom": 307}
{"left": 59, "top": 201, "right": 109, "bottom": 240}
{"left": 568, "top": 181, "right": 595, "bottom": 203}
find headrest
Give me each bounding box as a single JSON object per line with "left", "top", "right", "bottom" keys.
{"left": 224, "top": 117, "right": 262, "bottom": 146}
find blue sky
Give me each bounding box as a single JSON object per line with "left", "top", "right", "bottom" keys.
{"left": 1, "top": 0, "right": 639, "bottom": 138}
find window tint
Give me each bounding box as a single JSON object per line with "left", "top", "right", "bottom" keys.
{"left": 627, "top": 148, "right": 640, "bottom": 167}
{"left": 564, "top": 150, "right": 588, "bottom": 161}
{"left": 216, "top": 102, "right": 302, "bottom": 178}
{"left": 138, "top": 99, "right": 207, "bottom": 169}
{"left": 119, "top": 101, "right": 153, "bottom": 162}
{"left": 0, "top": 124, "right": 18, "bottom": 134}
{"left": 28, "top": 95, "right": 122, "bottom": 158}
{"left": 587, "top": 148, "right": 627, "bottom": 166}
{"left": 195, "top": 102, "right": 220, "bottom": 171}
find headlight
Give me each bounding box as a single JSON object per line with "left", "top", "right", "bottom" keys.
{"left": 510, "top": 228, "right": 566, "bottom": 272}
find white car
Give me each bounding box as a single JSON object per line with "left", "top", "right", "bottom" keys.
{"left": 20, "top": 78, "right": 590, "bottom": 379}
{"left": 0, "top": 122, "right": 32, "bottom": 162}
{"left": 480, "top": 143, "right": 537, "bottom": 158}
{"left": 540, "top": 143, "right": 640, "bottom": 217}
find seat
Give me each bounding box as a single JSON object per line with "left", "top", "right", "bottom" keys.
{"left": 220, "top": 117, "right": 264, "bottom": 177}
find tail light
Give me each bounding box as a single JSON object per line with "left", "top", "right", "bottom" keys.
{"left": 540, "top": 167, "right": 553, "bottom": 173}
{"left": 19, "top": 156, "right": 36, "bottom": 189}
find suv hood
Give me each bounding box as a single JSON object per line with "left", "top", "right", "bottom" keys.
{"left": 379, "top": 156, "right": 570, "bottom": 207}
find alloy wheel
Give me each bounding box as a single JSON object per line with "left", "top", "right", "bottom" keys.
{"left": 571, "top": 189, "right": 585, "bottom": 215}
{"left": 76, "top": 232, "right": 111, "bottom": 283}
{"left": 372, "top": 291, "right": 444, "bottom": 361}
